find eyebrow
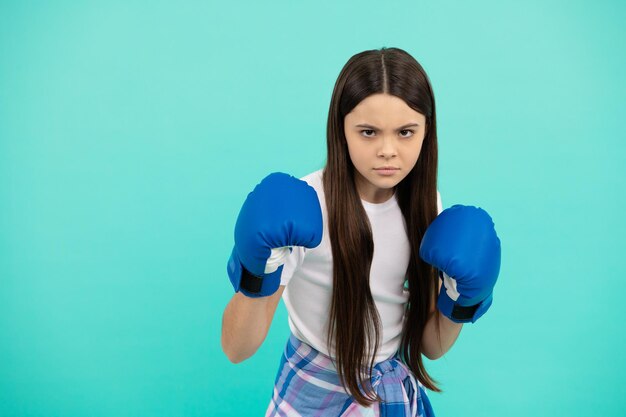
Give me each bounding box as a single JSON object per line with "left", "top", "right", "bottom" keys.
{"left": 355, "top": 123, "right": 420, "bottom": 130}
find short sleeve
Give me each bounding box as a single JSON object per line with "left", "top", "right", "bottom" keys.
{"left": 279, "top": 246, "right": 305, "bottom": 286}
{"left": 436, "top": 190, "right": 443, "bottom": 215}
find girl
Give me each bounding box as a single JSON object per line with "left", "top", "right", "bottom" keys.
{"left": 222, "top": 47, "right": 501, "bottom": 416}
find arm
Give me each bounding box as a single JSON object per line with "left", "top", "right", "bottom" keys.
{"left": 223, "top": 172, "right": 322, "bottom": 362}
{"left": 419, "top": 205, "right": 501, "bottom": 358}
{"left": 221, "top": 285, "right": 285, "bottom": 363}
{"left": 421, "top": 279, "right": 463, "bottom": 360}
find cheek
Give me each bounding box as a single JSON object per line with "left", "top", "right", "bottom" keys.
{"left": 410, "top": 140, "right": 425, "bottom": 159}
{"left": 346, "top": 139, "right": 367, "bottom": 161}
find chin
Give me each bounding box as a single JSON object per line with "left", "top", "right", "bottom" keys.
{"left": 370, "top": 177, "right": 400, "bottom": 188}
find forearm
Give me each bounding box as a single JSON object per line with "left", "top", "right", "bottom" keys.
{"left": 221, "top": 292, "right": 271, "bottom": 363}
{"left": 421, "top": 310, "right": 463, "bottom": 360}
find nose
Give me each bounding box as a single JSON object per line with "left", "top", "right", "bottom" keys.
{"left": 377, "top": 136, "right": 398, "bottom": 158}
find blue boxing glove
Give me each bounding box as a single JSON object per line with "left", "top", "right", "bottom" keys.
{"left": 419, "top": 205, "right": 501, "bottom": 323}
{"left": 227, "top": 172, "right": 323, "bottom": 298}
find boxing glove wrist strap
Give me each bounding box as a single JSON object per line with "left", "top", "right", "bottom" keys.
{"left": 240, "top": 266, "right": 263, "bottom": 294}
{"left": 451, "top": 303, "right": 481, "bottom": 321}
{"left": 437, "top": 271, "right": 494, "bottom": 324}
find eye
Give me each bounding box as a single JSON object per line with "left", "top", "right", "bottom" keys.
{"left": 359, "top": 129, "right": 415, "bottom": 138}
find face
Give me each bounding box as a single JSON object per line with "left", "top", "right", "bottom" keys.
{"left": 343, "top": 93, "right": 427, "bottom": 204}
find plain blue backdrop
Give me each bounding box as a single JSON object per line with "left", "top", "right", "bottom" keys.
{"left": 1, "top": 1, "right": 624, "bottom": 416}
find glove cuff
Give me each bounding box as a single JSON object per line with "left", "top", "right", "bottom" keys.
{"left": 437, "top": 284, "right": 493, "bottom": 324}
{"left": 227, "top": 247, "right": 281, "bottom": 298}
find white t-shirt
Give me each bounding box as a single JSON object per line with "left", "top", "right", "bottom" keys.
{"left": 280, "top": 168, "right": 443, "bottom": 364}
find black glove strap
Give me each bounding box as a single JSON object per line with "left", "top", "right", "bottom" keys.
{"left": 240, "top": 267, "right": 263, "bottom": 294}
{"left": 451, "top": 303, "right": 480, "bottom": 321}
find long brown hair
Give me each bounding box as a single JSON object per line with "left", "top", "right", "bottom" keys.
{"left": 323, "top": 46, "right": 442, "bottom": 406}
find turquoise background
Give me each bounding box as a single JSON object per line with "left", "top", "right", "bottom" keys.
{"left": 1, "top": 1, "right": 624, "bottom": 416}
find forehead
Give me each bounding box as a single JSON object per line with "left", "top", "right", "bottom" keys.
{"left": 347, "top": 93, "right": 426, "bottom": 124}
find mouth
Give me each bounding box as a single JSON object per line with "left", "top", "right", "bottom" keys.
{"left": 374, "top": 167, "right": 399, "bottom": 175}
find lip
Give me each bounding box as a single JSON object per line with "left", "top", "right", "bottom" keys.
{"left": 374, "top": 167, "right": 399, "bottom": 176}
{"left": 374, "top": 167, "right": 399, "bottom": 170}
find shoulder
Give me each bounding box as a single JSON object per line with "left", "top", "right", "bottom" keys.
{"left": 436, "top": 189, "right": 442, "bottom": 215}
{"left": 298, "top": 168, "right": 323, "bottom": 186}
{"left": 297, "top": 168, "right": 325, "bottom": 198}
